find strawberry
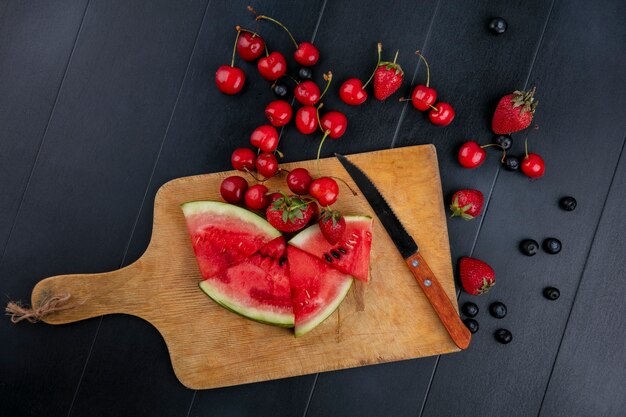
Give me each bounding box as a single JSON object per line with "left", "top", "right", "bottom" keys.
{"left": 373, "top": 51, "right": 404, "bottom": 100}
{"left": 492, "top": 87, "right": 538, "bottom": 134}
{"left": 450, "top": 189, "right": 484, "bottom": 220}
{"left": 266, "top": 194, "right": 314, "bottom": 233}
{"left": 459, "top": 257, "right": 495, "bottom": 295}
{"left": 318, "top": 210, "right": 346, "bottom": 244}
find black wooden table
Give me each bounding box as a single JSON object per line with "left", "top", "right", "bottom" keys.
{"left": 2, "top": 1, "right": 625, "bottom": 416}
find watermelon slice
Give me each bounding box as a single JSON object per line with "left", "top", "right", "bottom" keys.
{"left": 199, "top": 247, "right": 294, "bottom": 327}
{"left": 287, "top": 246, "right": 354, "bottom": 337}
{"left": 289, "top": 216, "right": 373, "bottom": 282}
{"left": 181, "top": 201, "right": 281, "bottom": 278}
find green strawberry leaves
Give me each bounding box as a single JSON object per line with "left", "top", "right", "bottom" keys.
{"left": 272, "top": 194, "right": 313, "bottom": 225}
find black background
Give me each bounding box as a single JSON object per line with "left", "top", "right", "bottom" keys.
{"left": 1, "top": 1, "right": 625, "bottom": 416}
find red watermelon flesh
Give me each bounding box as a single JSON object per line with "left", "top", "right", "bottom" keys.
{"left": 181, "top": 201, "right": 281, "bottom": 279}
{"left": 289, "top": 216, "right": 373, "bottom": 282}
{"left": 199, "top": 251, "right": 294, "bottom": 327}
{"left": 287, "top": 246, "right": 354, "bottom": 337}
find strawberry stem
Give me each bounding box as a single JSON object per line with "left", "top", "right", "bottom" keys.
{"left": 231, "top": 29, "right": 242, "bottom": 67}
{"left": 316, "top": 131, "right": 330, "bottom": 177}
{"left": 255, "top": 14, "right": 299, "bottom": 49}
{"left": 362, "top": 42, "right": 382, "bottom": 89}
{"left": 415, "top": 50, "right": 431, "bottom": 87}
{"left": 319, "top": 72, "right": 333, "bottom": 100}
{"left": 392, "top": 50, "right": 399, "bottom": 65}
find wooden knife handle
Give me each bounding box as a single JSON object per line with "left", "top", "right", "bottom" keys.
{"left": 405, "top": 252, "right": 471, "bottom": 350}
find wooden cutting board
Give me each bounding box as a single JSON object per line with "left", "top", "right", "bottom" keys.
{"left": 31, "top": 144, "right": 460, "bottom": 389}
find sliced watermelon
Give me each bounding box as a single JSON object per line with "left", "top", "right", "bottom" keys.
{"left": 181, "top": 201, "right": 281, "bottom": 279}
{"left": 287, "top": 246, "right": 354, "bottom": 337}
{"left": 199, "top": 249, "right": 293, "bottom": 327}
{"left": 289, "top": 216, "right": 373, "bottom": 282}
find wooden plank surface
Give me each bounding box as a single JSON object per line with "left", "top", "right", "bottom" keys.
{"left": 31, "top": 145, "right": 460, "bottom": 389}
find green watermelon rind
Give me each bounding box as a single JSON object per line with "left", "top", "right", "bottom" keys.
{"left": 295, "top": 277, "right": 354, "bottom": 337}
{"left": 289, "top": 215, "right": 372, "bottom": 248}
{"left": 180, "top": 200, "right": 281, "bottom": 239}
{"left": 199, "top": 280, "right": 295, "bottom": 328}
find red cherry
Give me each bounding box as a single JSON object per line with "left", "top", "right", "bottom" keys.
{"left": 215, "top": 65, "right": 245, "bottom": 95}
{"left": 309, "top": 177, "right": 339, "bottom": 206}
{"left": 236, "top": 32, "right": 265, "bottom": 61}
{"left": 411, "top": 85, "right": 437, "bottom": 111}
{"left": 339, "top": 78, "right": 368, "bottom": 105}
{"left": 265, "top": 100, "right": 292, "bottom": 127}
{"left": 458, "top": 141, "right": 486, "bottom": 169}
{"left": 257, "top": 52, "right": 287, "bottom": 81}
{"left": 429, "top": 102, "right": 455, "bottom": 126}
{"left": 286, "top": 168, "right": 313, "bottom": 195}
{"left": 294, "top": 42, "right": 319, "bottom": 66}
{"left": 250, "top": 125, "right": 279, "bottom": 152}
{"left": 521, "top": 153, "right": 545, "bottom": 178}
{"left": 294, "top": 81, "right": 321, "bottom": 106}
{"left": 220, "top": 176, "right": 248, "bottom": 203}
{"left": 320, "top": 111, "right": 348, "bottom": 139}
{"left": 244, "top": 184, "right": 270, "bottom": 210}
{"left": 256, "top": 152, "right": 279, "bottom": 178}
{"left": 295, "top": 106, "right": 318, "bottom": 135}
{"left": 428, "top": 101, "right": 454, "bottom": 126}
{"left": 268, "top": 192, "right": 282, "bottom": 203}
{"left": 231, "top": 148, "right": 256, "bottom": 171}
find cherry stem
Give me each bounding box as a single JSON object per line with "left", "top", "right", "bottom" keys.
{"left": 330, "top": 176, "right": 358, "bottom": 196}
{"left": 244, "top": 167, "right": 266, "bottom": 183}
{"left": 255, "top": 14, "right": 299, "bottom": 50}
{"left": 481, "top": 143, "right": 507, "bottom": 163}
{"left": 525, "top": 137, "right": 529, "bottom": 158}
{"left": 319, "top": 72, "right": 333, "bottom": 100}
{"left": 398, "top": 97, "right": 439, "bottom": 111}
{"left": 231, "top": 29, "right": 242, "bottom": 67}
{"left": 316, "top": 102, "right": 324, "bottom": 131}
{"left": 363, "top": 42, "right": 382, "bottom": 88}
{"left": 316, "top": 131, "right": 330, "bottom": 177}
{"left": 392, "top": 50, "right": 399, "bottom": 65}
{"left": 415, "top": 50, "right": 430, "bottom": 87}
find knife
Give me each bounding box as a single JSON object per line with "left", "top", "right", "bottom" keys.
{"left": 336, "top": 154, "right": 471, "bottom": 350}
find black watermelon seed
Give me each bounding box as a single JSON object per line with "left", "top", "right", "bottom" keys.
{"left": 324, "top": 253, "right": 333, "bottom": 262}
{"left": 338, "top": 247, "right": 347, "bottom": 254}
{"left": 331, "top": 250, "right": 340, "bottom": 259}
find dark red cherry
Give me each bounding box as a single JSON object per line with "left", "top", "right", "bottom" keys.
{"left": 244, "top": 184, "right": 270, "bottom": 210}
{"left": 521, "top": 153, "right": 545, "bottom": 178}
{"left": 215, "top": 65, "right": 245, "bottom": 95}
{"left": 265, "top": 100, "right": 292, "bottom": 127}
{"left": 411, "top": 85, "right": 437, "bottom": 111}
{"left": 237, "top": 32, "right": 265, "bottom": 61}
{"left": 294, "top": 42, "right": 319, "bottom": 66}
{"left": 429, "top": 102, "right": 455, "bottom": 126}
{"left": 255, "top": 152, "right": 279, "bottom": 178}
{"left": 320, "top": 111, "right": 347, "bottom": 139}
{"left": 309, "top": 177, "right": 339, "bottom": 206}
{"left": 295, "top": 106, "right": 318, "bottom": 135}
{"left": 257, "top": 52, "right": 287, "bottom": 81}
{"left": 294, "top": 81, "right": 321, "bottom": 106}
{"left": 339, "top": 78, "right": 368, "bottom": 105}
{"left": 286, "top": 168, "right": 313, "bottom": 195}
{"left": 231, "top": 148, "right": 256, "bottom": 171}
{"left": 220, "top": 176, "right": 248, "bottom": 203}
{"left": 250, "top": 125, "right": 279, "bottom": 152}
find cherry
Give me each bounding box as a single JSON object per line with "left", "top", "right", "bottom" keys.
{"left": 265, "top": 100, "right": 292, "bottom": 127}
{"left": 294, "top": 42, "right": 320, "bottom": 66}
{"left": 250, "top": 125, "right": 279, "bottom": 152}
{"left": 521, "top": 153, "right": 545, "bottom": 178}
{"left": 294, "top": 80, "right": 321, "bottom": 106}
{"left": 339, "top": 79, "right": 368, "bottom": 105}
{"left": 231, "top": 148, "right": 256, "bottom": 171}
{"left": 309, "top": 177, "right": 339, "bottom": 206}
{"left": 257, "top": 52, "right": 287, "bottom": 81}
{"left": 255, "top": 152, "right": 279, "bottom": 178}
{"left": 320, "top": 111, "right": 347, "bottom": 139}
{"left": 410, "top": 51, "right": 437, "bottom": 111}
{"left": 287, "top": 168, "right": 313, "bottom": 195}
{"left": 215, "top": 65, "right": 245, "bottom": 95}
{"left": 268, "top": 192, "right": 282, "bottom": 203}
{"left": 295, "top": 106, "right": 318, "bottom": 135}
{"left": 339, "top": 43, "right": 381, "bottom": 106}
{"left": 220, "top": 176, "right": 248, "bottom": 203}
{"left": 429, "top": 102, "right": 455, "bottom": 126}
{"left": 244, "top": 184, "right": 270, "bottom": 210}
{"left": 458, "top": 141, "right": 486, "bottom": 169}
{"left": 236, "top": 28, "right": 265, "bottom": 61}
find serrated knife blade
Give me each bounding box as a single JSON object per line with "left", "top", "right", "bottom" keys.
{"left": 336, "top": 153, "right": 471, "bottom": 350}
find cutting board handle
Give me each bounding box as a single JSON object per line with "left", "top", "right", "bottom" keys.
{"left": 29, "top": 259, "right": 148, "bottom": 325}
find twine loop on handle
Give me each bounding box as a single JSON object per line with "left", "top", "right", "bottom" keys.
{"left": 5, "top": 293, "right": 79, "bottom": 323}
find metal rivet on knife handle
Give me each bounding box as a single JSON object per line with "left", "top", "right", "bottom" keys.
{"left": 411, "top": 260, "right": 419, "bottom": 267}
{"left": 424, "top": 279, "right": 432, "bottom": 287}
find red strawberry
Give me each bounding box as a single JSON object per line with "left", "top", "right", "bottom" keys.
{"left": 373, "top": 52, "right": 404, "bottom": 100}
{"left": 450, "top": 189, "right": 484, "bottom": 220}
{"left": 492, "top": 87, "right": 538, "bottom": 134}
{"left": 265, "top": 194, "right": 314, "bottom": 233}
{"left": 318, "top": 210, "right": 346, "bottom": 244}
{"left": 459, "top": 257, "right": 495, "bottom": 295}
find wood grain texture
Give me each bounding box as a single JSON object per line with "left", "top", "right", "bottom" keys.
{"left": 31, "top": 145, "right": 461, "bottom": 389}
